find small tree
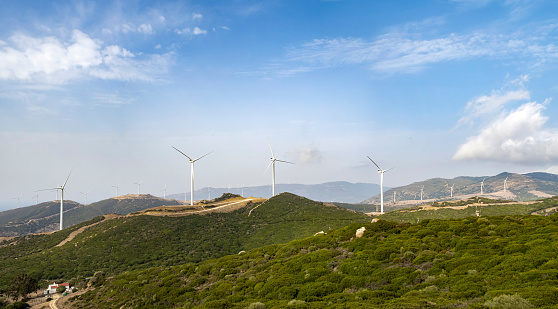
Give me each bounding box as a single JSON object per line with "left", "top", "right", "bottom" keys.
{"left": 6, "top": 273, "right": 39, "bottom": 301}
{"left": 56, "top": 285, "right": 66, "bottom": 293}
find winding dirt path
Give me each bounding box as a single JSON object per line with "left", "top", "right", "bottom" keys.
{"left": 55, "top": 214, "right": 122, "bottom": 247}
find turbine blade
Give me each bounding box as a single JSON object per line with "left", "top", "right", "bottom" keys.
{"left": 62, "top": 169, "right": 73, "bottom": 188}
{"left": 367, "top": 156, "right": 382, "bottom": 170}
{"left": 267, "top": 139, "right": 275, "bottom": 159}
{"left": 384, "top": 167, "right": 395, "bottom": 172}
{"left": 193, "top": 151, "right": 213, "bottom": 162}
{"left": 276, "top": 159, "right": 295, "bottom": 164}
{"left": 263, "top": 160, "right": 273, "bottom": 175}
{"left": 172, "top": 146, "right": 193, "bottom": 161}
{"left": 37, "top": 188, "right": 60, "bottom": 192}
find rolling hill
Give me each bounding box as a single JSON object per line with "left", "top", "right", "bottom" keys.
{"left": 0, "top": 193, "right": 369, "bottom": 288}
{"left": 363, "top": 172, "right": 558, "bottom": 211}
{"left": 0, "top": 194, "right": 183, "bottom": 237}
{"left": 69, "top": 202, "right": 558, "bottom": 308}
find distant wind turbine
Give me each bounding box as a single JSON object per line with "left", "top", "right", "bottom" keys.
{"left": 32, "top": 194, "right": 38, "bottom": 205}
{"left": 39, "top": 170, "right": 72, "bottom": 230}
{"left": 12, "top": 195, "right": 21, "bottom": 208}
{"left": 173, "top": 146, "right": 212, "bottom": 206}
{"left": 504, "top": 177, "right": 508, "bottom": 192}
{"left": 80, "top": 190, "right": 90, "bottom": 206}
{"left": 367, "top": 157, "right": 394, "bottom": 214}
{"left": 420, "top": 186, "right": 424, "bottom": 201}
{"left": 162, "top": 184, "right": 167, "bottom": 199}
{"left": 265, "top": 140, "right": 294, "bottom": 197}
{"left": 393, "top": 191, "right": 396, "bottom": 203}
{"left": 450, "top": 184, "right": 455, "bottom": 197}
{"left": 111, "top": 182, "right": 120, "bottom": 197}
{"left": 481, "top": 178, "right": 486, "bottom": 195}
{"left": 134, "top": 181, "right": 143, "bottom": 194}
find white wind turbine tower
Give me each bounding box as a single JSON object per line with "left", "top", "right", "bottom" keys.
{"left": 12, "top": 196, "right": 21, "bottom": 208}
{"left": 162, "top": 185, "right": 167, "bottom": 199}
{"left": 504, "top": 177, "right": 508, "bottom": 192}
{"left": 80, "top": 190, "right": 90, "bottom": 206}
{"left": 420, "top": 186, "right": 425, "bottom": 201}
{"left": 265, "top": 141, "right": 294, "bottom": 197}
{"left": 393, "top": 191, "right": 396, "bottom": 203}
{"left": 32, "top": 194, "right": 38, "bottom": 205}
{"left": 481, "top": 178, "right": 486, "bottom": 195}
{"left": 173, "top": 146, "right": 212, "bottom": 206}
{"left": 39, "top": 170, "right": 72, "bottom": 230}
{"left": 367, "top": 157, "right": 394, "bottom": 214}
{"left": 111, "top": 182, "right": 120, "bottom": 197}
{"left": 450, "top": 184, "right": 455, "bottom": 198}
{"left": 134, "top": 181, "right": 143, "bottom": 194}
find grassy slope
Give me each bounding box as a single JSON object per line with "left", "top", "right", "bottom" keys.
{"left": 70, "top": 213, "right": 558, "bottom": 309}
{"left": 0, "top": 193, "right": 368, "bottom": 287}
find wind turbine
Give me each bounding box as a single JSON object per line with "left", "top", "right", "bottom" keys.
{"left": 162, "top": 185, "right": 167, "bottom": 199}
{"left": 265, "top": 141, "right": 294, "bottom": 197}
{"left": 32, "top": 194, "right": 38, "bottom": 205}
{"left": 481, "top": 178, "right": 486, "bottom": 195}
{"left": 420, "top": 186, "right": 424, "bottom": 201}
{"left": 173, "top": 146, "right": 212, "bottom": 206}
{"left": 12, "top": 196, "right": 21, "bottom": 208}
{"left": 111, "top": 182, "right": 120, "bottom": 197}
{"left": 450, "top": 184, "right": 455, "bottom": 197}
{"left": 80, "top": 190, "right": 90, "bottom": 206}
{"left": 39, "top": 170, "right": 72, "bottom": 230}
{"left": 504, "top": 177, "right": 508, "bottom": 192}
{"left": 134, "top": 181, "right": 143, "bottom": 194}
{"left": 367, "top": 157, "right": 394, "bottom": 214}
{"left": 393, "top": 191, "right": 396, "bottom": 203}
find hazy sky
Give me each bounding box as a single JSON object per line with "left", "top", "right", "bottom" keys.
{"left": 2, "top": 0, "right": 558, "bottom": 210}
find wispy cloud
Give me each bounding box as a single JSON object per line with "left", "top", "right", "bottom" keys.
{"left": 456, "top": 76, "right": 531, "bottom": 127}
{"left": 0, "top": 30, "right": 172, "bottom": 83}
{"left": 263, "top": 22, "right": 558, "bottom": 76}
{"left": 287, "top": 147, "right": 323, "bottom": 164}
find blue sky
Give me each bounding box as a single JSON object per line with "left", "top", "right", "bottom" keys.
{"left": 2, "top": 0, "right": 558, "bottom": 210}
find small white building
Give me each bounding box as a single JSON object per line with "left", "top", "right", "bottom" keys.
{"left": 44, "top": 282, "right": 70, "bottom": 295}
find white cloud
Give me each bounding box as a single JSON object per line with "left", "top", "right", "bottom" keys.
{"left": 456, "top": 89, "right": 530, "bottom": 127}
{"left": 221, "top": 26, "right": 231, "bottom": 31}
{"left": 287, "top": 147, "right": 323, "bottom": 163}
{"left": 175, "top": 27, "right": 207, "bottom": 36}
{"left": 154, "top": 44, "right": 161, "bottom": 49}
{"left": 137, "top": 24, "right": 153, "bottom": 34}
{"left": 0, "top": 30, "right": 171, "bottom": 82}
{"left": 192, "top": 27, "right": 207, "bottom": 35}
{"left": 453, "top": 100, "right": 558, "bottom": 164}
{"left": 121, "top": 22, "right": 135, "bottom": 34}
{"left": 192, "top": 13, "right": 203, "bottom": 20}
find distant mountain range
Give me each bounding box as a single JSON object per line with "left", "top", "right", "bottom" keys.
{"left": 363, "top": 172, "right": 558, "bottom": 210}
{"left": 167, "top": 181, "right": 381, "bottom": 204}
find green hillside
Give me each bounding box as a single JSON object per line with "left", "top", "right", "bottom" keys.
{"left": 70, "top": 212, "right": 558, "bottom": 309}
{"left": 0, "top": 193, "right": 368, "bottom": 288}
{"left": 377, "top": 196, "right": 558, "bottom": 223}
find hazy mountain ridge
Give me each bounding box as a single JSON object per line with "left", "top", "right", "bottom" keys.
{"left": 0, "top": 194, "right": 182, "bottom": 237}
{"left": 167, "top": 181, "right": 381, "bottom": 204}
{"left": 363, "top": 172, "right": 558, "bottom": 209}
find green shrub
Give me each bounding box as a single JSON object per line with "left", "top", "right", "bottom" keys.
{"left": 247, "top": 302, "right": 265, "bottom": 309}
{"left": 484, "top": 294, "right": 534, "bottom": 309}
